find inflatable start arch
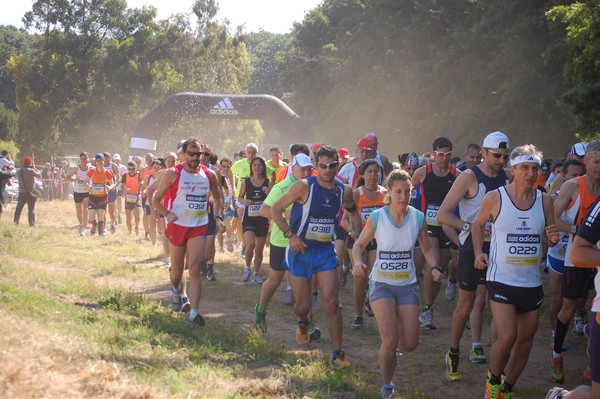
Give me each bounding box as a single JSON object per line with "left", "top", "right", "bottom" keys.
{"left": 130, "top": 93, "right": 312, "bottom": 156}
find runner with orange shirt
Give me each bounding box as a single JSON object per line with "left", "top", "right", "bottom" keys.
{"left": 86, "top": 153, "right": 115, "bottom": 236}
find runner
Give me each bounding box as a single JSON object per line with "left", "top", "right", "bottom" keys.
{"left": 199, "top": 145, "right": 219, "bottom": 281}
{"left": 411, "top": 137, "right": 461, "bottom": 329}
{"left": 86, "top": 153, "right": 115, "bottom": 236}
{"left": 255, "top": 153, "right": 315, "bottom": 331}
{"left": 121, "top": 161, "right": 142, "bottom": 235}
{"left": 141, "top": 153, "right": 155, "bottom": 240}
{"left": 338, "top": 137, "right": 375, "bottom": 188}
{"left": 473, "top": 144, "right": 560, "bottom": 399}
{"left": 352, "top": 169, "right": 443, "bottom": 399}
{"left": 102, "top": 152, "right": 121, "bottom": 234}
{"left": 238, "top": 156, "right": 272, "bottom": 284}
{"left": 217, "top": 156, "right": 236, "bottom": 253}
{"left": 551, "top": 142, "right": 586, "bottom": 195}
{"left": 364, "top": 132, "right": 393, "bottom": 181}
{"left": 152, "top": 138, "right": 223, "bottom": 326}
{"left": 66, "top": 152, "right": 91, "bottom": 236}
{"left": 457, "top": 143, "right": 482, "bottom": 171}
{"left": 550, "top": 141, "right": 600, "bottom": 383}
{"left": 438, "top": 131, "right": 511, "bottom": 380}
{"left": 144, "top": 158, "right": 165, "bottom": 244}
{"left": 267, "top": 146, "right": 286, "bottom": 183}
{"left": 270, "top": 145, "right": 361, "bottom": 369}
{"left": 112, "top": 154, "right": 127, "bottom": 225}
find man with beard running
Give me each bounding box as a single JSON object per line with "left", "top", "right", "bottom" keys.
{"left": 152, "top": 138, "right": 224, "bottom": 327}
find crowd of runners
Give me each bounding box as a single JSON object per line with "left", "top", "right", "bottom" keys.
{"left": 6, "top": 130, "right": 600, "bottom": 399}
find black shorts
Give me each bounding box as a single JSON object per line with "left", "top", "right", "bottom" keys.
{"left": 457, "top": 250, "right": 486, "bottom": 292}
{"left": 590, "top": 312, "right": 600, "bottom": 383}
{"left": 487, "top": 281, "right": 543, "bottom": 313}
{"left": 346, "top": 235, "right": 377, "bottom": 251}
{"left": 269, "top": 244, "right": 287, "bottom": 271}
{"left": 336, "top": 228, "right": 348, "bottom": 241}
{"left": 427, "top": 226, "right": 454, "bottom": 249}
{"left": 144, "top": 204, "right": 152, "bottom": 216}
{"left": 88, "top": 195, "right": 108, "bottom": 210}
{"left": 124, "top": 196, "right": 141, "bottom": 210}
{"left": 73, "top": 191, "right": 89, "bottom": 204}
{"left": 562, "top": 267, "right": 594, "bottom": 300}
{"left": 243, "top": 216, "right": 269, "bottom": 237}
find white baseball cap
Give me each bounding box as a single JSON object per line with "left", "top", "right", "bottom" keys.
{"left": 293, "top": 153, "right": 313, "bottom": 168}
{"left": 482, "top": 131, "right": 509, "bottom": 149}
{"left": 113, "top": 153, "right": 121, "bottom": 161}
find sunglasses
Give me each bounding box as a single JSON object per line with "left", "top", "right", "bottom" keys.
{"left": 187, "top": 151, "right": 202, "bottom": 157}
{"left": 487, "top": 149, "right": 509, "bottom": 161}
{"left": 434, "top": 150, "right": 452, "bottom": 158}
{"left": 317, "top": 161, "right": 339, "bottom": 169}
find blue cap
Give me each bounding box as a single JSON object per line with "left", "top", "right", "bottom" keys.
{"left": 95, "top": 153, "right": 105, "bottom": 160}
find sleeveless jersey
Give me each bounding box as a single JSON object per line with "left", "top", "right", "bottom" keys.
{"left": 123, "top": 172, "right": 142, "bottom": 203}
{"left": 459, "top": 166, "right": 509, "bottom": 251}
{"left": 74, "top": 163, "right": 91, "bottom": 193}
{"left": 373, "top": 152, "right": 385, "bottom": 185}
{"left": 420, "top": 164, "right": 457, "bottom": 227}
{"left": 167, "top": 164, "right": 211, "bottom": 227}
{"left": 370, "top": 206, "right": 423, "bottom": 285}
{"left": 548, "top": 192, "right": 578, "bottom": 261}
{"left": 564, "top": 176, "right": 598, "bottom": 268}
{"left": 488, "top": 187, "right": 545, "bottom": 287}
{"left": 289, "top": 175, "right": 344, "bottom": 246}
{"left": 338, "top": 161, "right": 361, "bottom": 188}
{"left": 87, "top": 168, "right": 113, "bottom": 197}
{"left": 357, "top": 186, "right": 385, "bottom": 227}
{"left": 243, "top": 177, "right": 269, "bottom": 219}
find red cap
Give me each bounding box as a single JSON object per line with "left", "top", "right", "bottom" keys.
{"left": 23, "top": 156, "right": 33, "bottom": 165}
{"left": 339, "top": 148, "right": 350, "bottom": 160}
{"left": 357, "top": 137, "right": 374, "bottom": 151}
{"left": 311, "top": 143, "right": 322, "bottom": 154}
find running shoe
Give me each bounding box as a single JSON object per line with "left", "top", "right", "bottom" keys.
{"left": 351, "top": 315, "right": 365, "bottom": 330}
{"left": 180, "top": 296, "right": 191, "bottom": 313}
{"left": 189, "top": 313, "right": 205, "bottom": 327}
{"left": 308, "top": 323, "right": 321, "bottom": 342}
{"left": 226, "top": 238, "right": 234, "bottom": 252}
{"left": 100, "top": 229, "right": 107, "bottom": 236}
{"left": 206, "top": 266, "right": 216, "bottom": 281}
{"left": 219, "top": 246, "right": 225, "bottom": 253}
{"left": 201, "top": 261, "right": 207, "bottom": 276}
{"left": 332, "top": 350, "right": 351, "bottom": 369}
{"left": 135, "top": 227, "right": 140, "bottom": 236}
{"left": 110, "top": 222, "right": 116, "bottom": 234}
{"left": 484, "top": 382, "right": 501, "bottom": 399}
{"left": 445, "top": 279, "right": 457, "bottom": 301}
{"left": 551, "top": 354, "right": 564, "bottom": 383}
{"left": 573, "top": 317, "right": 584, "bottom": 335}
{"left": 117, "top": 215, "right": 122, "bottom": 225}
{"left": 545, "top": 387, "right": 569, "bottom": 399}
{"left": 79, "top": 226, "right": 85, "bottom": 236}
{"left": 164, "top": 257, "right": 171, "bottom": 269}
{"left": 364, "top": 295, "right": 374, "bottom": 317}
{"left": 340, "top": 265, "right": 349, "bottom": 288}
{"left": 419, "top": 308, "right": 436, "bottom": 329}
{"left": 296, "top": 321, "right": 309, "bottom": 345}
{"left": 445, "top": 349, "right": 461, "bottom": 381}
{"left": 90, "top": 223, "right": 97, "bottom": 236}
{"left": 252, "top": 273, "right": 263, "bottom": 285}
{"left": 380, "top": 384, "right": 396, "bottom": 399}
{"left": 486, "top": 370, "right": 506, "bottom": 384}
{"left": 241, "top": 267, "right": 251, "bottom": 282}
{"left": 254, "top": 304, "right": 266, "bottom": 332}
{"left": 500, "top": 387, "right": 513, "bottom": 399}
{"left": 283, "top": 289, "right": 294, "bottom": 306}
{"left": 469, "top": 345, "right": 487, "bottom": 364}
{"left": 171, "top": 286, "right": 182, "bottom": 312}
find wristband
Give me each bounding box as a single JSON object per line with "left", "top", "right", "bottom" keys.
{"left": 283, "top": 228, "right": 293, "bottom": 238}
{"left": 215, "top": 215, "right": 224, "bottom": 221}
{"left": 431, "top": 265, "right": 443, "bottom": 274}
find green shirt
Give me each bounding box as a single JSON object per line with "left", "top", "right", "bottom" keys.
{"left": 263, "top": 175, "right": 297, "bottom": 247}
{"left": 231, "top": 158, "right": 274, "bottom": 196}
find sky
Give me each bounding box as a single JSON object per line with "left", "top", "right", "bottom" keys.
{"left": 0, "top": 0, "right": 323, "bottom": 34}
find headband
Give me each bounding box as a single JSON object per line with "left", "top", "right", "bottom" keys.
{"left": 511, "top": 154, "right": 541, "bottom": 166}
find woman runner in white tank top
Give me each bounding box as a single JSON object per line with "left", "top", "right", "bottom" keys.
{"left": 352, "top": 170, "right": 443, "bottom": 399}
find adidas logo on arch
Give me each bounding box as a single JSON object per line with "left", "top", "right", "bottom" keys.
{"left": 210, "top": 97, "right": 239, "bottom": 115}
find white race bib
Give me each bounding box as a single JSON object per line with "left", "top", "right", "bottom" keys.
{"left": 305, "top": 217, "right": 335, "bottom": 242}
{"left": 425, "top": 204, "right": 441, "bottom": 226}
{"left": 91, "top": 183, "right": 104, "bottom": 195}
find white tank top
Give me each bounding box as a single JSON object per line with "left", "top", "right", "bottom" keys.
{"left": 168, "top": 165, "right": 210, "bottom": 227}
{"left": 488, "top": 187, "right": 545, "bottom": 287}
{"left": 548, "top": 193, "right": 579, "bottom": 262}
{"left": 74, "top": 163, "right": 91, "bottom": 193}
{"left": 370, "top": 206, "right": 422, "bottom": 286}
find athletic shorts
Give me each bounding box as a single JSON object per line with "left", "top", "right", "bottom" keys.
{"left": 88, "top": 195, "right": 108, "bottom": 210}
{"left": 487, "top": 281, "right": 543, "bottom": 313}
{"left": 107, "top": 189, "right": 117, "bottom": 204}
{"left": 346, "top": 236, "right": 377, "bottom": 251}
{"left": 144, "top": 204, "right": 152, "bottom": 216}
{"left": 336, "top": 228, "right": 348, "bottom": 241}
{"left": 73, "top": 191, "right": 89, "bottom": 203}
{"left": 124, "top": 195, "right": 141, "bottom": 210}
{"left": 562, "top": 267, "right": 594, "bottom": 300}
{"left": 205, "top": 215, "right": 216, "bottom": 237}
{"left": 225, "top": 209, "right": 235, "bottom": 218}
{"left": 590, "top": 312, "right": 600, "bottom": 383}
{"left": 242, "top": 216, "right": 269, "bottom": 237}
{"left": 269, "top": 244, "right": 288, "bottom": 272}
{"left": 369, "top": 281, "right": 418, "bottom": 306}
{"left": 427, "top": 226, "right": 453, "bottom": 249}
{"left": 285, "top": 243, "right": 338, "bottom": 280}
{"left": 547, "top": 255, "right": 565, "bottom": 275}
{"left": 165, "top": 223, "right": 208, "bottom": 247}
{"left": 457, "top": 250, "right": 486, "bottom": 292}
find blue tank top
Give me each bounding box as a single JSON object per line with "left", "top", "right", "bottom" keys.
{"left": 290, "top": 176, "right": 344, "bottom": 246}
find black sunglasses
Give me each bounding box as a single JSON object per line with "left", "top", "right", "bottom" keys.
{"left": 187, "top": 151, "right": 202, "bottom": 157}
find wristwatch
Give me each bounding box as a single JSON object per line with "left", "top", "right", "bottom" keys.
{"left": 462, "top": 222, "right": 471, "bottom": 232}
{"left": 283, "top": 228, "right": 294, "bottom": 238}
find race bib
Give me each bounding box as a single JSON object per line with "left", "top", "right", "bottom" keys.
{"left": 557, "top": 233, "right": 569, "bottom": 256}
{"left": 505, "top": 234, "right": 540, "bottom": 266}
{"left": 76, "top": 181, "right": 87, "bottom": 190}
{"left": 248, "top": 203, "right": 262, "bottom": 217}
{"left": 184, "top": 194, "right": 207, "bottom": 218}
{"left": 305, "top": 217, "right": 335, "bottom": 242}
{"left": 91, "top": 183, "right": 104, "bottom": 195}
{"left": 376, "top": 250, "right": 412, "bottom": 281}
{"left": 425, "top": 204, "right": 441, "bottom": 226}
{"left": 361, "top": 205, "right": 382, "bottom": 224}
{"left": 126, "top": 193, "right": 138, "bottom": 203}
